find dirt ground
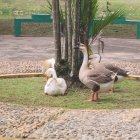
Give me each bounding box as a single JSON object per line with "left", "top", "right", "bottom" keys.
{"left": 0, "top": 35, "right": 140, "bottom": 62}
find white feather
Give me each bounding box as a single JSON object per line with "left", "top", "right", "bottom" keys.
{"left": 44, "top": 68, "right": 67, "bottom": 96}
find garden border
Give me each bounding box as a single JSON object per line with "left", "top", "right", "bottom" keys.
{"left": 0, "top": 73, "right": 44, "bottom": 79}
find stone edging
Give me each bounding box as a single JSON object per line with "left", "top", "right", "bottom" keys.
{"left": 0, "top": 73, "right": 44, "bottom": 79}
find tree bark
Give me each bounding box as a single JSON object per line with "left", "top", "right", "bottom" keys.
{"left": 64, "top": 1, "right": 68, "bottom": 61}
{"left": 52, "top": 0, "right": 61, "bottom": 64}
{"left": 84, "top": 0, "right": 92, "bottom": 47}
{"left": 71, "top": 0, "right": 81, "bottom": 78}
{"left": 66, "top": 0, "right": 72, "bottom": 67}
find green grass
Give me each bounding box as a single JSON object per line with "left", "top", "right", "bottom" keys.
{"left": 0, "top": 0, "right": 49, "bottom": 19}
{"left": 0, "top": 77, "right": 140, "bottom": 109}
{"left": 0, "top": 0, "right": 140, "bottom": 20}
{"left": 99, "top": 0, "right": 140, "bottom": 20}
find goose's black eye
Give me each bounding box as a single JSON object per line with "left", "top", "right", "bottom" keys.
{"left": 77, "top": 42, "right": 80, "bottom": 46}
{"left": 74, "top": 45, "right": 79, "bottom": 49}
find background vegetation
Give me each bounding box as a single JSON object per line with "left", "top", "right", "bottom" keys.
{"left": 0, "top": 0, "right": 139, "bottom": 37}
{"left": 0, "top": 0, "right": 140, "bottom": 19}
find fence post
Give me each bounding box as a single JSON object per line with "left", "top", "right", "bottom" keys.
{"left": 137, "top": 24, "right": 140, "bottom": 39}
{"left": 14, "top": 19, "right": 21, "bottom": 37}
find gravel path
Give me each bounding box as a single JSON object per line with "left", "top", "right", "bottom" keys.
{"left": 0, "top": 36, "right": 140, "bottom": 140}
{"left": 0, "top": 60, "right": 140, "bottom": 75}
{"left": 0, "top": 103, "right": 140, "bottom": 140}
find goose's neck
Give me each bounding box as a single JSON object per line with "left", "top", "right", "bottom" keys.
{"left": 81, "top": 50, "right": 89, "bottom": 69}
{"left": 51, "top": 70, "right": 57, "bottom": 78}
{"left": 94, "top": 58, "right": 100, "bottom": 64}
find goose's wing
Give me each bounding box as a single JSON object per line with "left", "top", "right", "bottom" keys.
{"left": 57, "top": 78, "right": 67, "bottom": 87}
{"left": 45, "top": 78, "right": 57, "bottom": 87}
{"left": 83, "top": 79, "right": 100, "bottom": 90}
{"left": 56, "top": 78, "right": 67, "bottom": 93}
{"left": 87, "top": 68, "right": 115, "bottom": 84}
{"left": 104, "top": 63, "right": 129, "bottom": 77}
{"left": 44, "top": 78, "right": 54, "bottom": 93}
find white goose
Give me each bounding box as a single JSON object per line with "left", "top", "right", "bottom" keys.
{"left": 44, "top": 68, "right": 67, "bottom": 96}
{"left": 78, "top": 44, "right": 117, "bottom": 101}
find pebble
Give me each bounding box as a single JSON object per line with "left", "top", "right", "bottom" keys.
{"left": 0, "top": 103, "right": 140, "bottom": 140}
{"left": 0, "top": 60, "right": 140, "bottom": 75}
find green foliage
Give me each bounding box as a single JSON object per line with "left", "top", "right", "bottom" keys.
{"left": 80, "top": 0, "right": 124, "bottom": 43}
{"left": 98, "top": 0, "right": 140, "bottom": 20}
{"left": 0, "top": 0, "right": 140, "bottom": 20}
{"left": 46, "top": 0, "right": 124, "bottom": 44}
{"left": 46, "top": 0, "right": 52, "bottom": 14}
{"left": 46, "top": 0, "right": 65, "bottom": 26}
{"left": 0, "top": 78, "right": 140, "bottom": 109}
{"left": 80, "top": 0, "right": 98, "bottom": 28}
{"left": 89, "top": 10, "right": 124, "bottom": 39}
{"left": 0, "top": 0, "right": 49, "bottom": 19}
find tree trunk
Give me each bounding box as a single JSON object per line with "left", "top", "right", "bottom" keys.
{"left": 66, "top": 0, "right": 72, "bottom": 68}
{"left": 52, "top": 0, "right": 61, "bottom": 64}
{"left": 64, "top": 1, "right": 68, "bottom": 61}
{"left": 84, "top": 0, "right": 92, "bottom": 47}
{"left": 71, "top": 0, "right": 81, "bottom": 79}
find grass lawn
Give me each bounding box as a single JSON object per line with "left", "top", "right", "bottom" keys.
{"left": 0, "top": 77, "right": 140, "bottom": 109}
{"left": 0, "top": 0, "right": 140, "bottom": 20}
{"left": 99, "top": 0, "right": 140, "bottom": 20}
